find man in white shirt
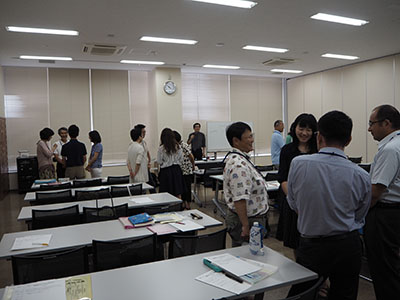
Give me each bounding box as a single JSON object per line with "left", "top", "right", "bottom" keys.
{"left": 270, "top": 120, "right": 285, "bottom": 169}
{"left": 53, "top": 127, "right": 68, "bottom": 179}
{"left": 127, "top": 128, "right": 149, "bottom": 184}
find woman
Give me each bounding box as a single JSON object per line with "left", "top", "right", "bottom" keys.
{"left": 156, "top": 128, "right": 184, "bottom": 198}
{"left": 37, "top": 127, "right": 57, "bottom": 179}
{"left": 276, "top": 113, "right": 318, "bottom": 250}
{"left": 173, "top": 130, "right": 195, "bottom": 209}
{"left": 85, "top": 130, "right": 103, "bottom": 178}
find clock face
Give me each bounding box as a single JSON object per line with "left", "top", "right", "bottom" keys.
{"left": 164, "top": 80, "right": 176, "bottom": 95}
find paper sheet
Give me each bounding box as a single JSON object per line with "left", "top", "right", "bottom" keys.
{"left": 147, "top": 223, "right": 177, "bottom": 235}
{"left": 9, "top": 279, "right": 65, "bottom": 300}
{"left": 152, "top": 213, "right": 182, "bottom": 223}
{"left": 239, "top": 257, "right": 278, "bottom": 284}
{"left": 129, "top": 197, "right": 154, "bottom": 204}
{"left": 11, "top": 234, "right": 52, "bottom": 251}
{"left": 169, "top": 219, "right": 204, "bottom": 232}
{"left": 196, "top": 270, "right": 251, "bottom": 295}
{"left": 65, "top": 275, "right": 92, "bottom": 300}
{"left": 205, "top": 253, "right": 261, "bottom": 276}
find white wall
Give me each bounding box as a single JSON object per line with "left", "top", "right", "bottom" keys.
{"left": 287, "top": 54, "right": 400, "bottom": 163}
{"left": 0, "top": 66, "right": 5, "bottom": 118}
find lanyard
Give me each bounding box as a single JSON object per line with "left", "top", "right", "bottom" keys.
{"left": 223, "top": 151, "right": 265, "bottom": 179}
{"left": 318, "top": 151, "right": 347, "bottom": 160}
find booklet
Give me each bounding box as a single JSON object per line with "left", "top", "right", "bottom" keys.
{"left": 11, "top": 234, "right": 52, "bottom": 251}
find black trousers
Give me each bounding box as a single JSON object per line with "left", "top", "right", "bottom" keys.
{"left": 56, "top": 162, "right": 65, "bottom": 179}
{"left": 192, "top": 148, "right": 203, "bottom": 160}
{"left": 182, "top": 174, "right": 193, "bottom": 203}
{"left": 364, "top": 204, "right": 400, "bottom": 300}
{"left": 288, "top": 231, "right": 362, "bottom": 300}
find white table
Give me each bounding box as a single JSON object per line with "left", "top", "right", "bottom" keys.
{"left": 18, "top": 193, "right": 182, "bottom": 221}
{"left": 1, "top": 245, "right": 317, "bottom": 300}
{"left": 24, "top": 182, "right": 154, "bottom": 202}
{"left": 0, "top": 209, "right": 222, "bottom": 260}
{"left": 31, "top": 177, "right": 109, "bottom": 190}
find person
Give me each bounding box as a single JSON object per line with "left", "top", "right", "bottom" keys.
{"left": 286, "top": 111, "right": 371, "bottom": 300}
{"left": 37, "top": 127, "right": 57, "bottom": 179}
{"left": 364, "top": 104, "right": 400, "bottom": 300}
{"left": 134, "top": 124, "right": 156, "bottom": 193}
{"left": 187, "top": 122, "right": 206, "bottom": 160}
{"left": 223, "top": 122, "right": 269, "bottom": 247}
{"left": 61, "top": 124, "right": 87, "bottom": 179}
{"left": 53, "top": 127, "right": 68, "bottom": 179}
{"left": 127, "top": 128, "right": 149, "bottom": 183}
{"left": 174, "top": 130, "right": 195, "bottom": 210}
{"left": 270, "top": 120, "right": 285, "bottom": 169}
{"left": 276, "top": 113, "right": 318, "bottom": 250}
{"left": 85, "top": 130, "right": 103, "bottom": 178}
{"left": 157, "top": 128, "right": 184, "bottom": 198}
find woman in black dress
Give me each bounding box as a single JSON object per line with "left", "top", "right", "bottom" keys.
{"left": 276, "top": 113, "right": 318, "bottom": 250}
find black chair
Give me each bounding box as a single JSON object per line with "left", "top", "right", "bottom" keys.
{"left": 202, "top": 166, "right": 224, "bottom": 205}
{"left": 32, "top": 204, "right": 80, "bottom": 230}
{"left": 265, "top": 172, "right": 279, "bottom": 182}
{"left": 72, "top": 178, "right": 102, "bottom": 188}
{"left": 358, "top": 164, "right": 371, "bottom": 173}
{"left": 168, "top": 228, "right": 227, "bottom": 258}
{"left": 348, "top": 156, "right": 362, "bottom": 164}
{"left": 92, "top": 235, "right": 157, "bottom": 271}
{"left": 143, "top": 202, "right": 182, "bottom": 215}
{"left": 75, "top": 188, "right": 110, "bottom": 201}
{"left": 34, "top": 189, "right": 74, "bottom": 205}
{"left": 110, "top": 184, "right": 143, "bottom": 198}
{"left": 280, "top": 277, "right": 324, "bottom": 300}
{"left": 106, "top": 175, "right": 130, "bottom": 185}
{"left": 39, "top": 182, "right": 72, "bottom": 191}
{"left": 256, "top": 165, "right": 274, "bottom": 171}
{"left": 83, "top": 203, "right": 129, "bottom": 223}
{"left": 12, "top": 246, "right": 89, "bottom": 284}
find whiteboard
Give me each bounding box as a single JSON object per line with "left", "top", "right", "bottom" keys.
{"left": 206, "top": 121, "right": 253, "bottom": 152}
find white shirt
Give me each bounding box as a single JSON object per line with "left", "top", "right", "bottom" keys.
{"left": 371, "top": 130, "right": 400, "bottom": 203}
{"left": 54, "top": 139, "right": 68, "bottom": 157}
{"left": 127, "top": 142, "right": 149, "bottom": 183}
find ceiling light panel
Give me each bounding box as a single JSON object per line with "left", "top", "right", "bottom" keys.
{"left": 120, "top": 60, "right": 165, "bottom": 65}
{"left": 243, "top": 45, "right": 288, "bottom": 53}
{"left": 20, "top": 55, "right": 73, "bottom": 61}
{"left": 203, "top": 64, "right": 240, "bottom": 69}
{"left": 310, "top": 13, "right": 369, "bottom": 26}
{"left": 192, "top": 0, "right": 257, "bottom": 9}
{"left": 140, "top": 36, "right": 198, "bottom": 45}
{"left": 6, "top": 26, "right": 79, "bottom": 36}
{"left": 321, "top": 53, "right": 359, "bottom": 60}
{"left": 271, "top": 69, "right": 302, "bottom": 74}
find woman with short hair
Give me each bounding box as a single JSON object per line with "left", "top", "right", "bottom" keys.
{"left": 37, "top": 127, "right": 57, "bottom": 179}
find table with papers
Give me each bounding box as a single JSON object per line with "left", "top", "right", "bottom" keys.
{"left": 0, "top": 245, "right": 317, "bottom": 300}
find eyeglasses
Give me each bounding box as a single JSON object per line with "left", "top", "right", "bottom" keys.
{"left": 368, "top": 119, "right": 384, "bottom": 126}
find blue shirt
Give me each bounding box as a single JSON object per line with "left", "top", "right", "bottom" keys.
{"left": 90, "top": 143, "right": 103, "bottom": 168}
{"left": 271, "top": 130, "right": 284, "bottom": 165}
{"left": 287, "top": 147, "right": 371, "bottom": 236}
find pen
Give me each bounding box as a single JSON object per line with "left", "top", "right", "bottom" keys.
{"left": 203, "top": 259, "right": 244, "bottom": 283}
{"left": 222, "top": 269, "right": 244, "bottom": 283}
{"left": 176, "top": 222, "right": 185, "bottom": 225}
{"left": 32, "top": 243, "right": 49, "bottom": 246}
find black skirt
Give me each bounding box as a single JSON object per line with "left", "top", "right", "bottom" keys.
{"left": 158, "top": 165, "right": 185, "bottom": 197}
{"left": 276, "top": 192, "right": 300, "bottom": 249}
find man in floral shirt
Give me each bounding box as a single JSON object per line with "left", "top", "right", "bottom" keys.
{"left": 223, "top": 122, "right": 269, "bottom": 246}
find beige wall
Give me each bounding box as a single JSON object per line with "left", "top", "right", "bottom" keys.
{"left": 287, "top": 54, "right": 400, "bottom": 163}
{"left": 0, "top": 66, "right": 5, "bottom": 118}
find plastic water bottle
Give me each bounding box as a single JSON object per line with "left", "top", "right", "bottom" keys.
{"left": 249, "top": 222, "right": 264, "bottom": 255}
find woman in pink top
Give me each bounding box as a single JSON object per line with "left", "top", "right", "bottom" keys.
{"left": 37, "top": 127, "right": 57, "bottom": 179}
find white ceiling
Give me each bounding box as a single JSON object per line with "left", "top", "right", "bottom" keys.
{"left": 1, "top": 0, "right": 400, "bottom": 78}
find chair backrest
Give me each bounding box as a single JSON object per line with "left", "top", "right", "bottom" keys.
{"left": 265, "top": 172, "right": 279, "bottom": 182}
{"left": 168, "top": 228, "right": 227, "bottom": 258}
{"left": 358, "top": 164, "right": 371, "bottom": 173}
{"left": 12, "top": 246, "right": 89, "bottom": 284}
{"left": 143, "top": 202, "right": 182, "bottom": 215}
{"left": 72, "top": 178, "right": 102, "bottom": 188}
{"left": 39, "top": 182, "right": 72, "bottom": 191}
{"left": 256, "top": 165, "right": 274, "bottom": 171}
{"left": 83, "top": 203, "right": 129, "bottom": 223}
{"left": 92, "top": 234, "right": 157, "bottom": 271}
{"left": 75, "top": 187, "right": 110, "bottom": 201}
{"left": 106, "top": 175, "right": 130, "bottom": 185}
{"left": 282, "top": 277, "right": 324, "bottom": 300}
{"left": 203, "top": 166, "right": 224, "bottom": 188}
{"left": 110, "top": 184, "right": 143, "bottom": 198}
{"left": 34, "top": 189, "right": 74, "bottom": 205}
{"left": 32, "top": 204, "right": 80, "bottom": 230}
{"left": 348, "top": 156, "right": 362, "bottom": 164}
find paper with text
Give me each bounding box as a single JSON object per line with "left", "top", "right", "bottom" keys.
{"left": 169, "top": 219, "right": 204, "bottom": 232}
{"left": 205, "top": 253, "right": 261, "bottom": 276}
{"left": 196, "top": 270, "right": 251, "bottom": 295}
{"left": 65, "top": 275, "right": 92, "bottom": 300}
{"left": 11, "top": 234, "right": 52, "bottom": 251}
{"left": 129, "top": 197, "right": 154, "bottom": 204}
{"left": 8, "top": 279, "right": 65, "bottom": 300}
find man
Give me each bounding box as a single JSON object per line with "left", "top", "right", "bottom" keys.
{"left": 53, "top": 127, "right": 68, "bottom": 179}
{"left": 134, "top": 124, "right": 156, "bottom": 192}
{"left": 61, "top": 124, "right": 87, "bottom": 179}
{"left": 223, "top": 122, "right": 269, "bottom": 247}
{"left": 127, "top": 128, "right": 149, "bottom": 183}
{"left": 364, "top": 104, "right": 400, "bottom": 300}
{"left": 286, "top": 111, "right": 371, "bottom": 300}
{"left": 187, "top": 122, "right": 206, "bottom": 160}
{"left": 270, "top": 120, "right": 285, "bottom": 169}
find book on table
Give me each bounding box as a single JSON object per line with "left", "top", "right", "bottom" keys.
{"left": 128, "top": 213, "right": 155, "bottom": 227}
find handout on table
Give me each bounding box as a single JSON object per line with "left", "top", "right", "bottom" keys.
{"left": 205, "top": 253, "right": 261, "bottom": 276}
{"left": 196, "top": 270, "right": 251, "bottom": 295}
{"left": 129, "top": 197, "right": 154, "bottom": 204}
{"left": 11, "top": 234, "right": 52, "bottom": 251}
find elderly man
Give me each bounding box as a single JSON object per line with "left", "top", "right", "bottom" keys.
{"left": 223, "top": 122, "right": 269, "bottom": 247}
{"left": 270, "top": 120, "right": 285, "bottom": 169}
{"left": 286, "top": 111, "right": 371, "bottom": 300}
{"left": 364, "top": 104, "right": 400, "bottom": 300}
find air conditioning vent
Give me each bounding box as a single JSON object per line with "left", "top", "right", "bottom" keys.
{"left": 38, "top": 60, "right": 55, "bottom": 64}
{"left": 82, "top": 44, "right": 127, "bottom": 56}
{"left": 263, "top": 58, "right": 295, "bottom": 66}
